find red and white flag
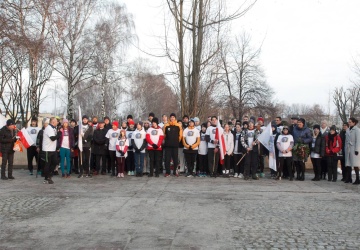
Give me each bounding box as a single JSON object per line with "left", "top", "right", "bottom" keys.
{"left": 17, "top": 128, "right": 34, "bottom": 149}
{"left": 215, "top": 117, "right": 226, "bottom": 165}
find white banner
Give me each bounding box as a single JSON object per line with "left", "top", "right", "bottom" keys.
{"left": 257, "top": 123, "right": 277, "bottom": 171}
{"left": 78, "top": 106, "right": 83, "bottom": 152}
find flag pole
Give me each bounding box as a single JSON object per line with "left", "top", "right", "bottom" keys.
{"left": 236, "top": 152, "right": 247, "bottom": 166}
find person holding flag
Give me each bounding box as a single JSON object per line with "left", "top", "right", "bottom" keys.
{"left": 78, "top": 115, "right": 93, "bottom": 178}
{"left": 25, "top": 117, "right": 41, "bottom": 175}
{"left": 205, "top": 116, "right": 225, "bottom": 177}
{"left": 257, "top": 123, "right": 278, "bottom": 179}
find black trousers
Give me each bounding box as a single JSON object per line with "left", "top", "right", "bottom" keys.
{"left": 149, "top": 150, "right": 162, "bottom": 175}
{"left": 327, "top": 156, "right": 338, "bottom": 181}
{"left": 95, "top": 154, "right": 107, "bottom": 173}
{"left": 27, "top": 145, "right": 38, "bottom": 172}
{"left": 165, "top": 147, "right": 178, "bottom": 175}
{"left": 244, "top": 150, "right": 258, "bottom": 178}
{"left": 223, "top": 154, "right": 232, "bottom": 171}
{"left": 207, "top": 148, "right": 219, "bottom": 175}
{"left": 41, "top": 151, "right": 57, "bottom": 180}
{"left": 1, "top": 151, "right": 14, "bottom": 177}
{"left": 109, "top": 150, "right": 117, "bottom": 175}
{"left": 126, "top": 151, "right": 135, "bottom": 172}
{"left": 258, "top": 155, "right": 265, "bottom": 173}
{"left": 278, "top": 157, "right": 293, "bottom": 178}
{"left": 311, "top": 158, "right": 322, "bottom": 179}
{"left": 71, "top": 156, "right": 79, "bottom": 173}
{"left": 184, "top": 152, "right": 197, "bottom": 174}
{"left": 294, "top": 161, "right": 305, "bottom": 180}
{"left": 233, "top": 153, "right": 245, "bottom": 174}
{"left": 321, "top": 158, "right": 327, "bottom": 177}
{"left": 90, "top": 152, "right": 96, "bottom": 170}
{"left": 80, "top": 147, "right": 91, "bottom": 174}
{"left": 198, "top": 154, "right": 207, "bottom": 173}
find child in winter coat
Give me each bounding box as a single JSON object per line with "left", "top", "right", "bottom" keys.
{"left": 115, "top": 130, "right": 129, "bottom": 178}
{"left": 223, "top": 124, "right": 234, "bottom": 177}
{"left": 276, "top": 126, "right": 294, "bottom": 181}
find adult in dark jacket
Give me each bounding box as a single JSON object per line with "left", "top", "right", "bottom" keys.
{"left": 310, "top": 124, "right": 325, "bottom": 181}
{"left": 104, "top": 116, "right": 112, "bottom": 173}
{"left": 92, "top": 120, "right": 108, "bottom": 175}
{"left": 36, "top": 118, "right": 50, "bottom": 176}
{"left": 0, "top": 120, "right": 18, "bottom": 180}
{"left": 292, "top": 118, "right": 312, "bottom": 181}
{"left": 78, "top": 115, "right": 94, "bottom": 178}
{"left": 339, "top": 122, "right": 349, "bottom": 181}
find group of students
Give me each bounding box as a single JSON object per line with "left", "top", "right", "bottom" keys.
{"left": 1, "top": 112, "right": 360, "bottom": 185}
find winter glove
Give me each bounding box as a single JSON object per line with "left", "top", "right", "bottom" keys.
{"left": 188, "top": 145, "right": 192, "bottom": 150}
{"left": 355, "top": 151, "right": 359, "bottom": 156}
{"left": 121, "top": 152, "right": 125, "bottom": 157}
{"left": 152, "top": 144, "right": 158, "bottom": 149}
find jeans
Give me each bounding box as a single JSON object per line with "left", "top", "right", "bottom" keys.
{"left": 198, "top": 154, "right": 207, "bottom": 173}
{"left": 134, "top": 152, "right": 145, "bottom": 174}
{"left": 184, "top": 152, "right": 196, "bottom": 174}
{"left": 96, "top": 154, "right": 107, "bottom": 173}
{"left": 126, "top": 151, "right": 135, "bottom": 172}
{"left": 244, "top": 150, "right": 258, "bottom": 178}
{"left": 60, "top": 147, "right": 71, "bottom": 175}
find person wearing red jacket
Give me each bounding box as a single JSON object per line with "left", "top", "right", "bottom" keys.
{"left": 325, "top": 125, "right": 342, "bottom": 182}
{"left": 146, "top": 117, "right": 164, "bottom": 177}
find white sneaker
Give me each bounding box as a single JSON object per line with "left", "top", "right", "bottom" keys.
{"left": 238, "top": 173, "right": 244, "bottom": 179}
{"left": 128, "top": 171, "right": 131, "bottom": 176}
{"left": 234, "top": 173, "right": 238, "bottom": 178}
{"left": 117, "top": 173, "right": 121, "bottom": 178}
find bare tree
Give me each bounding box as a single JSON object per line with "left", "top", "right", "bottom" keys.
{"left": 164, "top": 0, "right": 257, "bottom": 117}
{"left": 220, "top": 31, "right": 273, "bottom": 119}
{"left": 91, "top": 2, "right": 135, "bottom": 118}
{"left": 50, "top": 0, "right": 97, "bottom": 119}
{"left": 333, "top": 85, "right": 360, "bottom": 123}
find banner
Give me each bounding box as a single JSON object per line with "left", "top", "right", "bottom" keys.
{"left": 257, "top": 123, "right": 277, "bottom": 171}
{"left": 215, "top": 117, "right": 226, "bottom": 165}
{"left": 17, "top": 128, "right": 34, "bottom": 149}
{"left": 78, "top": 106, "right": 83, "bottom": 152}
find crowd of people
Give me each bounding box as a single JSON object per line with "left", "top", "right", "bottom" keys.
{"left": 0, "top": 112, "right": 360, "bottom": 186}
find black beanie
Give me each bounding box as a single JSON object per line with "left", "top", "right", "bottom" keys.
{"left": 313, "top": 124, "right": 320, "bottom": 130}
{"left": 152, "top": 117, "right": 159, "bottom": 125}
{"left": 170, "top": 113, "right": 176, "bottom": 118}
{"left": 127, "top": 114, "right": 133, "bottom": 119}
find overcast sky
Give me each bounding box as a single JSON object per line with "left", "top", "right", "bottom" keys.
{"left": 124, "top": 0, "right": 360, "bottom": 113}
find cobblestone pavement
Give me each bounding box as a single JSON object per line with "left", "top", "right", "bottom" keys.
{"left": 0, "top": 170, "right": 359, "bottom": 250}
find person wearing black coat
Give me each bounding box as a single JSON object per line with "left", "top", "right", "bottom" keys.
{"left": 339, "top": 122, "right": 349, "bottom": 181}
{"left": 0, "top": 120, "right": 18, "bottom": 180}
{"left": 310, "top": 125, "right": 325, "bottom": 181}
{"left": 92, "top": 120, "right": 108, "bottom": 175}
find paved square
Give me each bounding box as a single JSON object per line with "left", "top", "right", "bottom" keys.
{"left": 0, "top": 170, "right": 360, "bottom": 249}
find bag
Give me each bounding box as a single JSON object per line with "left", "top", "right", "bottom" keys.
{"left": 13, "top": 140, "right": 23, "bottom": 152}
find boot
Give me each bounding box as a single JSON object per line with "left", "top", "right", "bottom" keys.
{"left": 344, "top": 168, "right": 352, "bottom": 183}
{"left": 296, "top": 164, "right": 300, "bottom": 180}
{"left": 353, "top": 169, "right": 360, "bottom": 185}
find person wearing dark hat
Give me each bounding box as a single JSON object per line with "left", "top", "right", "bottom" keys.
{"left": 25, "top": 117, "right": 41, "bottom": 175}
{"left": 92, "top": 120, "right": 108, "bottom": 175}
{"left": 163, "top": 113, "right": 183, "bottom": 177}
{"left": 325, "top": 125, "right": 342, "bottom": 182}
{"left": 105, "top": 121, "right": 120, "bottom": 177}
{"left": 132, "top": 121, "right": 147, "bottom": 177}
{"left": 289, "top": 116, "right": 299, "bottom": 136}
{"left": 103, "top": 116, "right": 112, "bottom": 173}
{"left": 36, "top": 118, "right": 50, "bottom": 177}
{"left": 148, "top": 112, "right": 155, "bottom": 123}
{"left": 146, "top": 117, "right": 164, "bottom": 177}
{"left": 78, "top": 115, "right": 94, "bottom": 178}
{"left": 310, "top": 124, "right": 325, "bottom": 181}
{"left": 0, "top": 119, "right": 18, "bottom": 180}
{"left": 292, "top": 118, "right": 312, "bottom": 181}
{"left": 69, "top": 119, "right": 79, "bottom": 174}
{"left": 126, "top": 119, "right": 136, "bottom": 176}
{"left": 90, "top": 116, "right": 99, "bottom": 173}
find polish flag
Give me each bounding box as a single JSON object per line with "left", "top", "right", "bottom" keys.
{"left": 17, "top": 128, "right": 34, "bottom": 149}
{"left": 215, "top": 117, "right": 226, "bottom": 165}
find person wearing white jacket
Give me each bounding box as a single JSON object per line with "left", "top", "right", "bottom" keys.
{"left": 131, "top": 122, "right": 147, "bottom": 177}
{"left": 223, "top": 124, "right": 234, "bottom": 177}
